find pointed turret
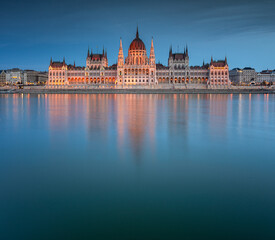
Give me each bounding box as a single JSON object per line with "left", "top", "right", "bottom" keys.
{"left": 186, "top": 44, "right": 189, "bottom": 56}
{"left": 169, "top": 45, "right": 172, "bottom": 58}
{"left": 87, "top": 47, "right": 90, "bottom": 58}
{"left": 211, "top": 56, "right": 214, "bottom": 65}
{"left": 74, "top": 61, "right": 75, "bottom": 67}
{"left": 118, "top": 38, "right": 124, "bottom": 67}
{"left": 136, "top": 26, "right": 139, "bottom": 38}
{"left": 50, "top": 57, "right": 52, "bottom": 65}
{"left": 225, "top": 56, "right": 227, "bottom": 65}
{"left": 63, "top": 57, "right": 65, "bottom": 65}
{"left": 149, "top": 37, "right": 155, "bottom": 65}
{"left": 203, "top": 59, "right": 205, "bottom": 66}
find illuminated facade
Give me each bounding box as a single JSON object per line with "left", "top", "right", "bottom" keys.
{"left": 48, "top": 28, "right": 230, "bottom": 87}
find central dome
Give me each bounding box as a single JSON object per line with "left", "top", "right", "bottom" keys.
{"left": 129, "top": 28, "right": 146, "bottom": 51}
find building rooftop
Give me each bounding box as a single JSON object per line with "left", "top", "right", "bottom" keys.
{"left": 156, "top": 63, "right": 169, "bottom": 70}
{"left": 106, "top": 64, "right": 117, "bottom": 70}
{"left": 243, "top": 67, "right": 255, "bottom": 70}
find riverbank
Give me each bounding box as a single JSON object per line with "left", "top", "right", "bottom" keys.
{"left": 0, "top": 86, "right": 274, "bottom": 94}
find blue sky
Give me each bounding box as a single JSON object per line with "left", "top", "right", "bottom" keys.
{"left": 0, "top": 0, "right": 275, "bottom": 71}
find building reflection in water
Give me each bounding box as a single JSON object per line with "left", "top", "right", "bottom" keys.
{"left": 115, "top": 94, "right": 157, "bottom": 160}
{"left": 44, "top": 93, "right": 245, "bottom": 160}
{"left": 46, "top": 94, "right": 190, "bottom": 161}
{"left": 208, "top": 94, "right": 229, "bottom": 138}
{"left": 1, "top": 93, "right": 272, "bottom": 162}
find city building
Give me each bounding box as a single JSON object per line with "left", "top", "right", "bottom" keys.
{"left": 48, "top": 28, "right": 230, "bottom": 87}
{"left": 229, "top": 67, "right": 257, "bottom": 84}
{"left": 6, "top": 68, "right": 24, "bottom": 84}
{"left": 208, "top": 57, "right": 230, "bottom": 86}
{"left": 257, "top": 70, "right": 275, "bottom": 83}
{"left": 24, "top": 70, "right": 48, "bottom": 85}
{"left": 0, "top": 70, "right": 6, "bottom": 85}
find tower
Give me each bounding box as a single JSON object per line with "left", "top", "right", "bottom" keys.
{"left": 117, "top": 38, "right": 124, "bottom": 84}
{"left": 118, "top": 38, "right": 124, "bottom": 67}
{"left": 149, "top": 38, "right": 155, "bottom": 65}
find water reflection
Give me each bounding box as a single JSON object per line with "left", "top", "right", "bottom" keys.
{"left": 1, "top": 93, "right": 275, "bottom": 240}
{"left": 0, "top": 93, "right": 273, "bottom": 161}
{"left": 45, "top": 94, "right": 232, "bottom": 159}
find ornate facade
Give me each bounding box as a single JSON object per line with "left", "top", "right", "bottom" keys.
{"left": 48, "top": 28, "right": 230, "bottom": 87}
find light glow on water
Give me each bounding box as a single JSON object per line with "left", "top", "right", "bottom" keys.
{"left": 0, "top": 94, "right": 274, "bottom": 240}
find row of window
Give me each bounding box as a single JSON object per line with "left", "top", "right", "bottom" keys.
{"left": 211, "top": 77, "right": 228, "bottom": 80}
{"left": 124, "top": 79, "right": 154, "bottom": 83}
{"left": 49, "top": 80, "right": 65, "bottom": 83}
{"left": 49, "top": 72, "right": 64, "bottom": 76}
{"left": 210, "top": 71, "right": 228, "bottom": 75}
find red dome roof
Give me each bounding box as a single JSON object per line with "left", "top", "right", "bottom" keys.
{"left": 129, "top": 37, "right": 146, "bottom": 51}
{"left": 129, "top": 28, "right": 146, "bottom": 51}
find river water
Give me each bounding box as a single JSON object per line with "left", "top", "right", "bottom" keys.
{"left": 0, "top": 94, "right": 274, "bottom": 239}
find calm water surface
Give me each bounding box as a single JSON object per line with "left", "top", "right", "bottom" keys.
{"left": 0, "top": 94, "right": 274, "bottom": 240}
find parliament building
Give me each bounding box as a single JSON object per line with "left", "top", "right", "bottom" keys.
{"left": 48, "top": 28, "right": 230, "bottom": 87}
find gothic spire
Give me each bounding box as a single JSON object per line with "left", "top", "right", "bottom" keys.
{"left": 149, "top": 37, "right": 155, "bottom": 65}
{"left": 136, "top": 26, "right": 139, "bottom": 38}
{"left": 119, "top": 38, "right": 123, "bottom": 50}
{"left": 169, "top": 45, "right": 172, "bottom": 57}
{"left": 87, "top": 47, "right": 90, "bottom": 58}
{"left": 118, "top": 38, "right": 124, "bottom": 67}
{"left": 50, "top": 57, "right": 52, "bottom": 65}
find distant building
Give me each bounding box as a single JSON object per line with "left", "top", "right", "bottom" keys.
{"left": 257, "top": 70, "right": 275, "bottom": 83}
{"left": 229, "top": 67, "right": 257, "bottom": 84}
{"left": 48, "top": 27, "right": 230, "bottom": 87}
{"left": 5, "top": 69, "right": 48, "bottom": 85}
{"left": 6, "top": 68, "right": 24, "bottom": 84}
{"left": 24, "top": 70, "right": 48, "bottom": 85}
{"left": 37, "top": 71, "right": 48, "bottom": 85}
{"left": 0, "top": 70, "right": 6, "bottom": 85}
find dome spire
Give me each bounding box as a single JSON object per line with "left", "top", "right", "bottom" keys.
{"left": 136, "top": 26, "right": 139, "bottom": 38}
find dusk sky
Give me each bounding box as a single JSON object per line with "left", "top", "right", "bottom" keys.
{"left": 1, "top": 0, "right": 275, "bottom": 71}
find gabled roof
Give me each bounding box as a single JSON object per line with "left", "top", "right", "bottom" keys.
{"left": 89, "top": 54, "right": 107, "bottom": 61}
{"left": 190, "top": 65, "right": 208, "bottom": 70}
{"left": 50, "top": 61, "right": 66, "bottom": 68}
{"left": 67, "top": 65, "right": 85, "bottom": 70}
{"left": 106, "top": 64, "right": 117, "bottom": 70}
{"left": 211, "top": 60, "right": 227, "bottom": 67}
{"left": 156, "top": 63, "right": 169, "bottom": 70}
{"left": 171, "top": 53, "right": 188, "bottom": 60}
